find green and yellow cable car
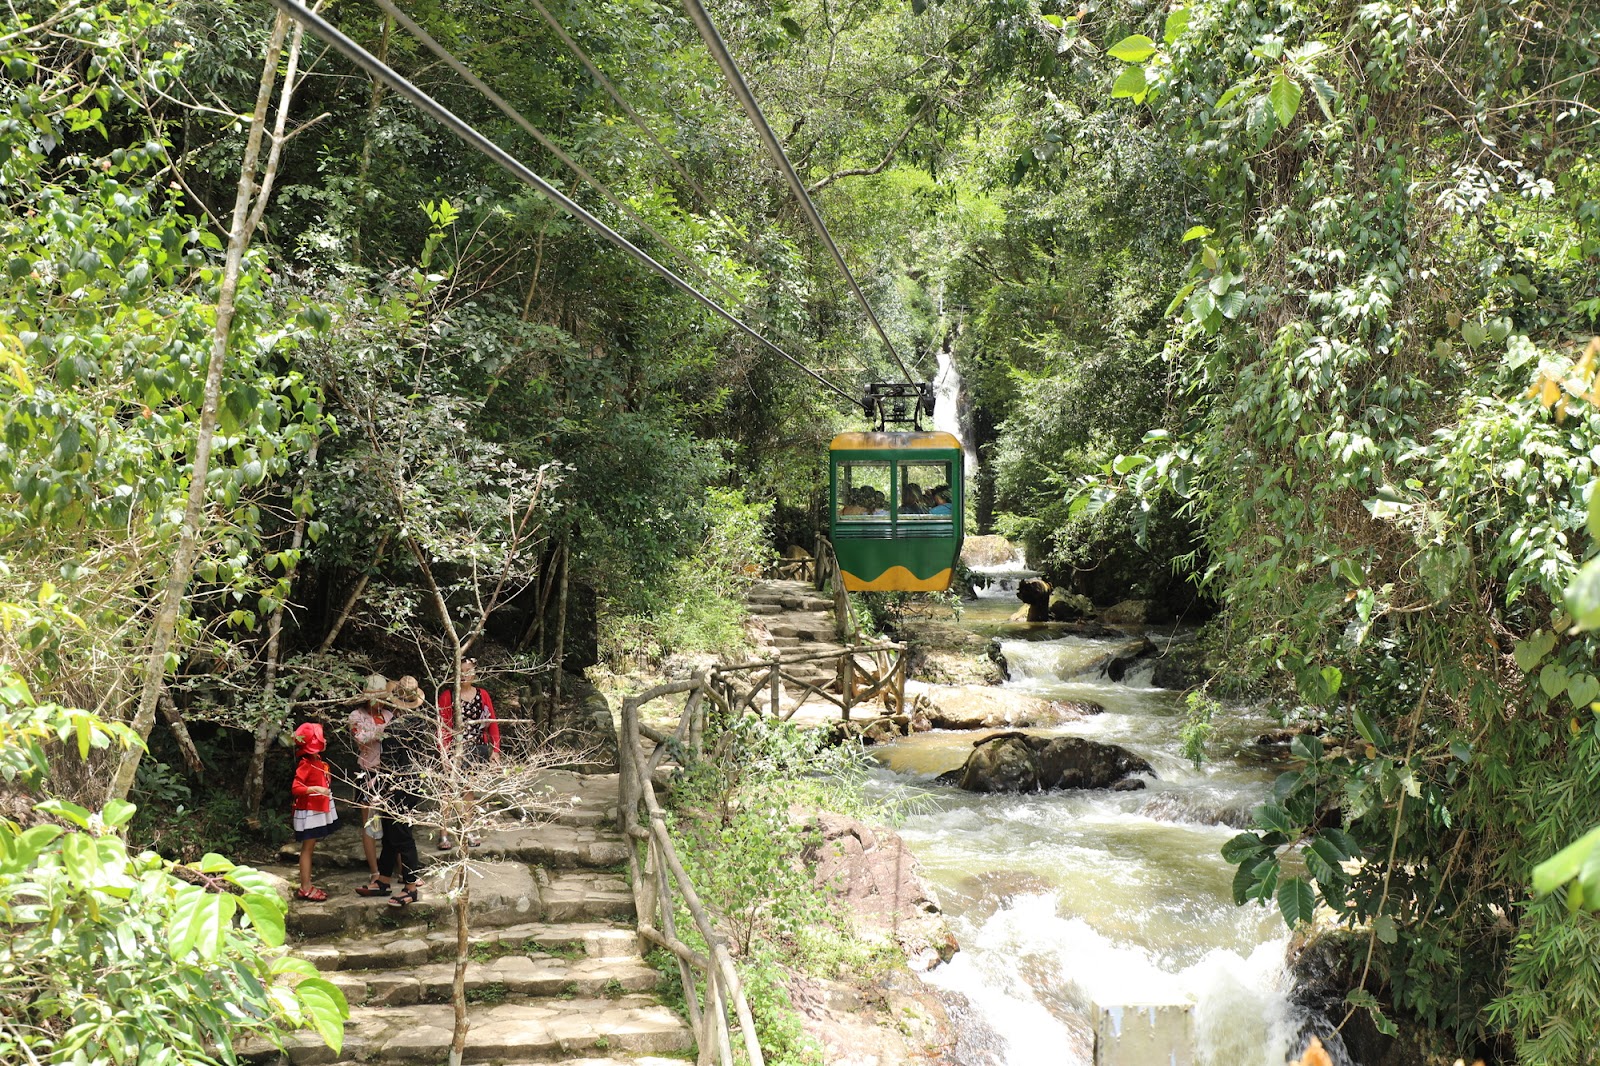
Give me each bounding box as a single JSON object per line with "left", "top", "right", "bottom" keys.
{"left": 828, "top": 385, "right": 963, "bottom": 592}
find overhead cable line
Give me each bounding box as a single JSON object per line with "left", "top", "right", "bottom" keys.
{"left": 519, "top": 0, "right": 715, "bottom": 212}
{"left": 678, "top": 0, "right": 917, "bottom": 386}
{"left": 266, "top": 0, "right": 859, "bottom": 407}
{"left": 372, "top": 0, "right": 741, "bottom": 307}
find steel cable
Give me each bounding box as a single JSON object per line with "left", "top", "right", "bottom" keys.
{"left": 372, "top": 0, "right": 741, "bottom": 306}
{"left": 678, "top": 0, "right": 917, "bottom": 385}
{"left": 266, "top": 0, "right": 860, "bottom": 407}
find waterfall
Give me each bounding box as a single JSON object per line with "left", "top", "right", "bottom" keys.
{"left": 933, "top": 347, "right": 978, "bottom": 473}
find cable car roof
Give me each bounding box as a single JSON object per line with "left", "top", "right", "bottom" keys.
{"left": 829, "top": 431, "right": 962, "bottom": 451}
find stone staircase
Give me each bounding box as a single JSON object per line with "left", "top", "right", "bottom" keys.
{"left": 745, "top": 578, "right": 848, "bottom": 688}
{"left": 256, "top": 771, "right": 692, "bottom": 1065}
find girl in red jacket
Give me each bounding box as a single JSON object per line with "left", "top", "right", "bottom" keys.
{"left": 291, "top": 722, "right": 340, "bottom": 902}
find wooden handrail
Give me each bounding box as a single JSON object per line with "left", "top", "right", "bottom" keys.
{"left": 617, "top": 639, "right": 908, "bottom": 1065}
{"left": 812, "top": 534, "right": 857, "bottom": 642}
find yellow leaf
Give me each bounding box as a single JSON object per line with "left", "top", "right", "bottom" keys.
{"left": 1541, "top": 377, "right": 1560, "bottom": 407}
{"left": 1571, "top": 716, "right": 1581, "bottom": 735}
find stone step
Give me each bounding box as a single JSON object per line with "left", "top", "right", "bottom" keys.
{"left": 255, "top": 997, "right": 692, "bottom": 1064}
{"left": 747, "top": 602, "right": 784, "bottom": 615}
{"left": 283, "top": 823, "right": 629, "bottom": 873}
{"left": 746, "top": 595, "right": 834, "bottom": 612}
{"left": 285, "top": 864, "right": 634, "bottom": 937}
{"left": 328, "top": 954, "right": 662, "bottom": 1007}
{"left": 296, "top": 921, "right": 640, "bottom": 972}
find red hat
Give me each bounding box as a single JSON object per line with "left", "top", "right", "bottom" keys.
{"left": 293, "top": 722, "right": 326, "bottom": 755}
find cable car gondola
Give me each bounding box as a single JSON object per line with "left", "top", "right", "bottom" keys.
{"left": 829, "top": 383, "right": 964, "bottom": 592}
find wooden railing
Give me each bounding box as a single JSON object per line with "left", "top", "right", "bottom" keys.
{"left": 616, "top": 641, "right": 908, "bottom": 1066}
{"left": 813, "top": 534, "right": 857, "bottom": 643}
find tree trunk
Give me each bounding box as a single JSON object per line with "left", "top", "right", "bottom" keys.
{"left": 108, "top": 12, "right": 296, "bottom": 803}
{"left": 243, "top": 439, "right": 319, "bottom": 815}
{"left": 550, "top": 541, "right": 569, "bottom": 716}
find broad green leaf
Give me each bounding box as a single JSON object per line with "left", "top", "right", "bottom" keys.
{"left": 1308, "top": 835, "right": 1348, "bottom": 873}
{"left": 1540, "top": 663, "right": 1570, "bottom": 699}
{"left": 1461, "top": 319, "right": 1488, "bottom": 347}
{"left": 1290, "top": 733, "right": 1324, "bottom": 762}
{"left": 1107, "top": 34, "right": 1157, "bottom": 62}
{"left": 102, "top": 798, "right": 136, "bottom": 829}
{"left": 36, "top": 798, "right": 92, "bottom": 829}
{"left": 1163, "top": 8, "right": 1190, "bottom": 43}
{"left": 1277, "top": 876, "right": 1316, "bottom": 926}
{"left": 1589, "top": 486, "right": 1600, "bottom": 541}
{"left": 1373, "top": 912, "right": 1397, "bottom": 943}
{"left": 1231, "top": 859, "right": 1257, "bottom": 905}
{"left": 1320, "top": 666, "right": 1342, "bottom": 698}
{"left": 1111, "top": 65, "right": 1148, "bottom": 100}
{"left": 197, "top": 852, "right": 234, "bottom": 874}
{"left": 295, "top": 978, "right": 348, "bottom": 1053}
{"left": 1180, "top": 225, "right": 1212, "bottom": 243}
{"left": 1513, "top": 630, "right": 1556, "bottom": 671}
{"left": 1254, "top": 802, "right": 1295, "bottom": 836}
{"left": 1351, "top": 707, "right": 1386, "bottom": 748}
{"left": 1322, "top": 827, "right": 1362, "bottom": 859}
{"left": 1568, "top": 557, "right": 1600, "bottom": 631}
{"left": 240, "top": 891, "right": 287, "bottom": 947}
{"left": 1533, "top": 825, "right": 1600, "bottom": 896}
{"left": 1268, "top": 72, "right": 1302, "bottom": 126}
{"left": 1221, "top": 832, "right": 1267, "bottom": 864}
{"left": 1569, "top": 673, "right": 1600, "bottom": 710}
{"left": 1112, "top": 453, "right": 1149, "bottom": 474}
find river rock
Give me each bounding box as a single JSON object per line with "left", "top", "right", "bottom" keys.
{"left": 941, "top": 732, "right": 1154, "bottom": 793}
{"left": 961, "top": 535, "right": 1024, "bottom": 569}
{"left": 1149, "top": 639, "right": 1206, "bottom": 689}
{"left": 1016, "top": 578, "right": 1052, "bottom": 622}
{"left": 1102, "top": 599, "right": 1149, "bottom": 625}
{"left": 1048, "top": 589, "right": 1094, "bottom": 622}
{"left": 1101, "top": 637, "right": 1158, "bottom": 681}
{"left": 904, "top": 682, "right": 1086, "bottom": 730}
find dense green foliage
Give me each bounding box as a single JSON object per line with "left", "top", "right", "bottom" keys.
{"left": 8, "top": 0, "right": 1600, "bottom": 1058}
{"left": 0, "top": 668, "right": 349, "bottom": 1062}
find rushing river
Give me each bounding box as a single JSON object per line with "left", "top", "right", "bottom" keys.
{"left": 868, "top": 584, "right": 1307, "bottom": 1065}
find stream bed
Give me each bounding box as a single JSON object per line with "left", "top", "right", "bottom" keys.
{"left": 869, "top": 592, "right": 1308, "bottom": 1065}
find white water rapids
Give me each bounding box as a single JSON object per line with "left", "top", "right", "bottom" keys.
{"left": 869, "top": 610, "right": 1311, "bottom": 1065}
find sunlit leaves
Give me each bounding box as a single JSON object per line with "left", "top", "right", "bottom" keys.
{"left": 1277, "top": 876, "right": 1316, "bottom": 926}
{"left": 1107, "top": 34, "right": 1158, "bottom": 63}
{"left": 1111, "top": 65, "right": 1148, "bottom": 101}
{"left": 1268, "top": 71, "right": 1302, "bottom": 126}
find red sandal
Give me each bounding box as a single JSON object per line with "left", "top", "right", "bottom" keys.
{"left": 294, "top": 886, "right": 329, "bottom": 903}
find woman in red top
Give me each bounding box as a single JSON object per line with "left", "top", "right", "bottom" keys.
{"left": 437, "top": 658, "right": 499, "bottom": 849}
{"left": 290, "top": 722, "right": 339, "bottom": 902}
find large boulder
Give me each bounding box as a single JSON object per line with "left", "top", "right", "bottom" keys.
{"left": 904, "top": 682, "right": 1100, "bottom": 730}
{"left": 1048, "top": 589, "right": 1094, "bottom": 622}
{"left": 952, "top": 733, "right": 1039, "bottom": 792}
{"left": 1102, "top": 599, "right": 1149, "bottom": 625}
{"left": 1149, "top": 639, "right": 1206, "bottom": 690}
{"left": 1016, "top": 579, "right": 1053, "bottom": 622}
{"left": 961, "top": 535, "right": 1025, "bottom": 569}
{"left": 940, "top": 731, "right": 1153, "bottom": 793}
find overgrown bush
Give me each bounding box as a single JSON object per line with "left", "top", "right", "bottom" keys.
{"left": 663, "top": 714, "right": 885, "bottom": 1065}
{"left": 0, "top": 669, "right": 348, "bottom": 1063}
{"left": 599, "top": 486, "right": 773, "bottom": 670}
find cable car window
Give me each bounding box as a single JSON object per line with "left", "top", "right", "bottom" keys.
{"left": 837, "top": 462, "right": 891, "bottom": 521}
{"left": 899, "top": 462, "right": 952, "bottom": 519}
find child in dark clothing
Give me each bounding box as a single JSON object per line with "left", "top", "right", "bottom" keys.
{"left": 290, "top": 722, "right": 339, "bottom": 902}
